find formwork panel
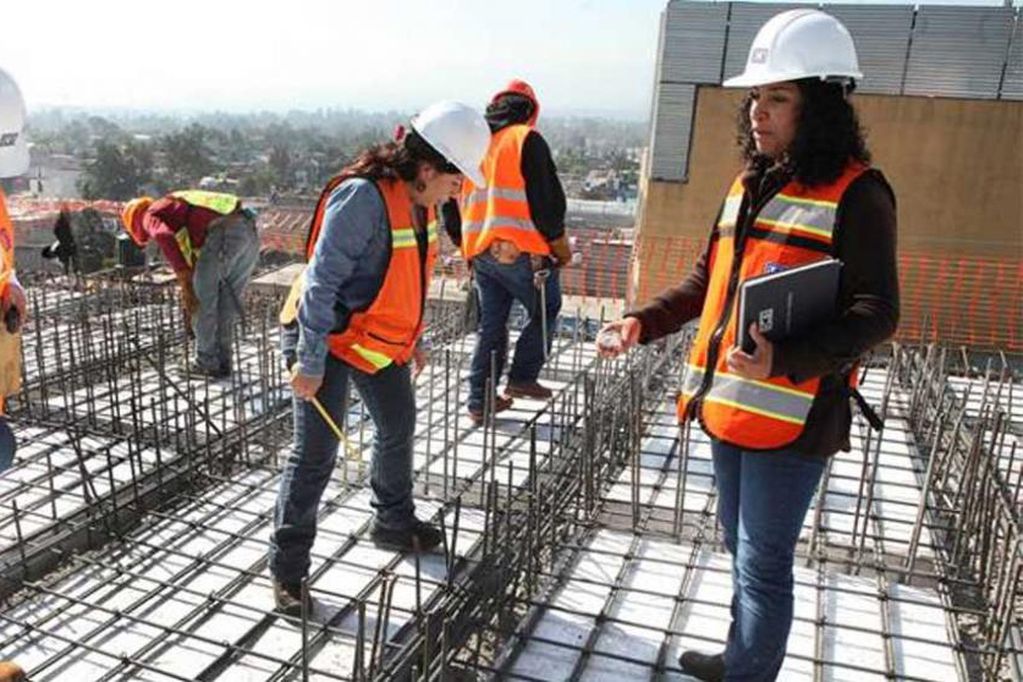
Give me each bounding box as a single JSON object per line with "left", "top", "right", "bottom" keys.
{"left": 649, "top": 83, "right": 696, "bottom": 182}
{"left": 1003, "top": 19, "right": 1023, "bottom": 100}
{"left": 660, "top": 1, "right": 729, "bottom": 84}
{"left": 904, "top": 6, "right": 1015, "bottom": 99}
{"left": 827, "top": 5, "right": 913, "bottom": 95}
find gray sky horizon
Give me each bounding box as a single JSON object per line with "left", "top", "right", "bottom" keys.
{"left": 5, "top": 0, "right": 1014, "bottom": 121}
{"left": 3, "top": 0, "right": 668, "bottom": 120}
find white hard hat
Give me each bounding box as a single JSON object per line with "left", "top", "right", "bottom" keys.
{"left": 724, "top": 9, "right": 862, "bottom": 89}
{"left": 0, "top": 68, "right": 29, "bottom": 178}
{"left": 410, "top": 100, "right": 490, "bottom": 187}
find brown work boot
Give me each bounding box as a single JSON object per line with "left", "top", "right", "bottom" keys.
{"left": 505, "top": 380, "right": 553, "bottom": 400}
{"left": 272, "top": 579, "right": 312, "bottom": 618}
{"left": 468, "top": 395, "right": 514, "bottom": 426}
{"left": 0, "top": 661, "right": 25, "bottom": 681}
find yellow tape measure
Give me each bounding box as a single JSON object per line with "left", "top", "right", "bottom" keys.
{"left": 309, "top": 396, "right": 363, "bottom": 463}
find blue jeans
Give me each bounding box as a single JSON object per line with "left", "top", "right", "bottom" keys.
{"left": 0, "top": 417, "right": 14, "bottom": 472}
{"left": 711, "top": 441, "right": 826, "bottom": 681}
{"left": 270, "top": 326, "right": 417, "bottom": 584}
{"left": 192, "top": 213, "right": 260, "bottom": 372}
{"left": 468, "top": 252, "right": 561, "bottom": 412}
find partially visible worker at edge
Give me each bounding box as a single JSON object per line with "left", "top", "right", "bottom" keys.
{"left": 442, "top": 79, "right": 571, "bottom": 425}
{"left": 598, "top": 10, "right": 899, "bottom": 682}
{"left": 0, "top": 65, "right": 33, "bottom": 682}
{"left": 120, "top": 190, "right": 259, "bottom": 379}
{"left": 270, "top": 101, "right": 490, "bottom": 616}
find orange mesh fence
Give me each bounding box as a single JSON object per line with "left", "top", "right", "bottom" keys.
{"left": 257, "top": 209, "right": 1021, "bottom": 353}
{"left": 628, "top": 234, "right": 1021, "bottom": 354}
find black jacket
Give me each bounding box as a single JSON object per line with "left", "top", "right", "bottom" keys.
{"left": 628, "top": 164, "right": 900, "bottom": 456}
{"left": 440, "top": 101, "right": 566, "bottom": 246}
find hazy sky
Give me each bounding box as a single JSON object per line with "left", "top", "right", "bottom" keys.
{"left": 3, "top": 0, "right": 1014, "bottom": 120}
{"left": 1, "top": 0, "right": 668, "bottom": 118}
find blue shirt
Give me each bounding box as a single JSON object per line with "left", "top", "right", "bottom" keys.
{"left": 296, "top": 179, "right": 390, "bottom": 376}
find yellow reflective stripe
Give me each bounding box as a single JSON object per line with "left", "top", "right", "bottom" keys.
{"left": 392, "top": 225, "right": 436, "bottom": 248}
{"left": 351, "top": 344, "right": 393, "bottom": 369}
{"left": 171, "top": 190, "right": 240, "bottom": 215}
{"left": 774, "top": 193, "right": 837, "bottom": 209}
{"left": 392, "top": 228, "right": 417, "bottom": 249}
{"left": 684, "top": 364, "right": 814, "bottom": 424}
{"left": 757, "top": 217, "right": 833, "bottom": 240}
{"left": 701, "top": 394, "right": 807, "bottom": 426}
{"left": 757, "top": 193, "right": 837, "bottom": 240}
{"left": 175, "top": 228, "right": 197, "bottom": 267}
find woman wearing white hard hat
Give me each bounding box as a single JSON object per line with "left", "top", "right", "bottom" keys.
{"left": 270, "top": 101, "right": 490, "bottom": 615}
{"left": 598, "top": 10, "right": 898, "bottom": 680}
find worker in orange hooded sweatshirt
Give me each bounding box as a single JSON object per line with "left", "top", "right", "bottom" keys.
{"left": 444, "top": 80, "right": 572, "bottom": 425}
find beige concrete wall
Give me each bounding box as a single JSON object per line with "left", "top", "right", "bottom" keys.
{"left": 636, "top": 86, "right": 1023, "bottom": 253}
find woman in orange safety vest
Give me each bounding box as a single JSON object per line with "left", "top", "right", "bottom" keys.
{"left": 598, "top": 10, "right": 899, "bottom": 681}
{"left": 268, "top": 101, "right": 490, "bottom": 617}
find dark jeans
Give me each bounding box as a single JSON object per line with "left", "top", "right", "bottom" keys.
{"left": 270, "top": 327, "right": 417, "bottom": 584}
{"left": 0, "top": 417, "right": 14, "bottom": 472}
{"left": 468, "top": 252, "right": 561, "bottom": 413}
{"left": 711, "top": 440, "right": 827, "bottom": 681}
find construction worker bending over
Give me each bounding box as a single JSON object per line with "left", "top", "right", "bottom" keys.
{"left": 121, "top": 191, "right": 259, "bottom": 379}
{"left": 0, "top": 65, "right": 32, "bottom": 682}
{"left": 598, "top": 11, "right": 898, "bottom": 681}
{"left": 270, "top": 101, "right": 490, "bottom": 615}
{"left": 446, "top": 80, "right": 571, "bottom": 425}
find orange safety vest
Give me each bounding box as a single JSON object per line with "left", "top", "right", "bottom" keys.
{"left": 0, "top": 189, "right": 12, "bottom": 302}
{"left": 459, "top": 124, "right": 551, "bottom": 260}
{"left": 0, "top": 189, "right": 16, "bottom": 414}
{"left": 679, "top": 163, "right": 868, "bottom": 450}
{"left": 284, "top": 175, "right": 437, "bottom": 374}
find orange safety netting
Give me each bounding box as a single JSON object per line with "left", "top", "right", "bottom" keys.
{"left": 629, "top": 233, "right": 1022, "bottom": 354}
{"left": 251, "top": 210, "right": 1023, "bottom": 354}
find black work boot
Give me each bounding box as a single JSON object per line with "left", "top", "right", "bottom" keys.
{"left": 678, "top": 650, "right": 725, "bottom": 681}
{"left": 183, "top": 361, "right": 230, "bottom": 380}
{"left": 370, "top": 518, "right": 444, "bottom": 552}
{"left": 272, "top": 579, "right": 312, "bottom": 617}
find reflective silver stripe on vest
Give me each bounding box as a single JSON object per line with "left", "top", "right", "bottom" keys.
{"left": 681, "top": 365, "right": 704, "bottom": 396}
{"left": 463, "top": 216, "right": 538, "bottom": 235}
{"left": 683, "top": 365, "right": 813, "bottom": 425}
{"left": 464, "top": 187, "right": 529, "bottom": 207}
{"left": 718, "top": 195, "right": 742, "bottom": 228}
{"left": 757, "top": 194, "right": 837, "bottom": 241}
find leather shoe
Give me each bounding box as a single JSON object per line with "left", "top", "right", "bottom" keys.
{"left": 504, "top": 381, "right": 553, "bottom": 400}
{"left": 678, "top": 650, "right": 724, "bottom": 681}
{"left": 468, "top": 394, "right": 514, "bottom": 425}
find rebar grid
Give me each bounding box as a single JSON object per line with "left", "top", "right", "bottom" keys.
{"left": 0, "top": 273, "right": 1018, "bottom": 680}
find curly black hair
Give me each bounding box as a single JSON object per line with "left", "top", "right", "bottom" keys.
{"left": 737, "top": 78, "right": 870, "bottom": 186}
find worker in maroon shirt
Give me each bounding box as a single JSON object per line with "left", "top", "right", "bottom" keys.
{"left": 121, "top": 190, "right": 259, "bottom": 378}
